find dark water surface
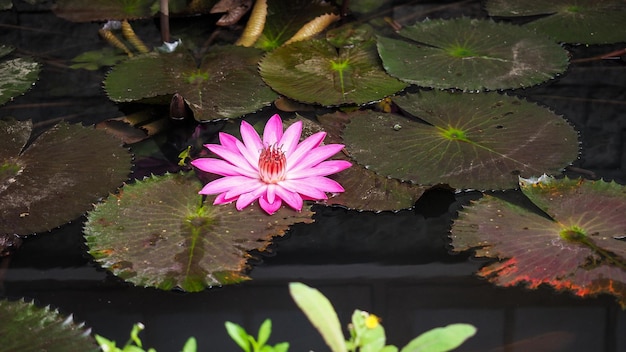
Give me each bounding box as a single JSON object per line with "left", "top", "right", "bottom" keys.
{"left": 2, "top": 1, "right": 626, "bottom": 351}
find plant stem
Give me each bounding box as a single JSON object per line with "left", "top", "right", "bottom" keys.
{"left": 160, "top": 0, "right": 171, "bottom": 43}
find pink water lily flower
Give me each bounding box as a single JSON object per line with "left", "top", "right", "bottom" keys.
{"left": 191, "top": 114, "right": 352, "bottom": 215}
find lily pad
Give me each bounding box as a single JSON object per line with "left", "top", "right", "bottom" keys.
{"left": 486, "top": 0, "right": 626, "bottom": 44}
{"left": 0, "top": 46, "right": 40, "bottom": 106}
{"left": 259, "top": 38, "right": 408, "bottom": 106}
{"left": 0, "top": 119, "right": 131, "bottom": 236}
{"left": 104, "top": 46, "right": 278, "bottom": 122}
{"left": 0, "top": 299, "right": 98, "bottom": 352}
{"left": 84, "top": 172, "right": 314, "bottom": 291}
{"left": 377, "top": 18, "right": 569, "bottom": 91}
{"left": 342, "top": 90, "right": 579, "bottom": 190}
{"left": 254, "top": 0, "right": 338, "bottom": 50}
{"left": 451, "top": 176, "right": 626, "bottom": 307}
{"left": 316, "top": 112, "right": 426, "bottom": 211}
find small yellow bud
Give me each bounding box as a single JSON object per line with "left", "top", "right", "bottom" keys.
{"left": 365, "top": 313, "right": 381, "bottom": 329}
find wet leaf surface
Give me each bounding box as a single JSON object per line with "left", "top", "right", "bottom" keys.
{"left": 451, "top": 176, "right": 626, "bottom": 307}
{"left": 342, "top": 90, "right": 579, "bottom": 190}
{"left": 259, "top": 39, "right": 407, "bottom": 106}
{"left": 0, "top": 46, "right": 40, "bottom": 106}
{"left": 84, "top": 172, "right": 314, "bottom": 291}
{"left": 0, "top": 299, "right": 98, "bottom": 352}
{"left": 316, "top": 112, "right": 426, "bottom": 211}
{"left": 377, "top": 18, "right": 569, "bottom": 90}
{"left": 486, "top": 0, "right": 626, "bottom": 44}
{"left": 0, "top": 119, "right": 132, "bottom": 236}
{"left": 104, "top": 46, "right": 277, "bottom": 121}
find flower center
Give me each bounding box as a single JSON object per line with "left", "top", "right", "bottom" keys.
{"left": 258, "top": 144, "right": 286, "bottom": 183}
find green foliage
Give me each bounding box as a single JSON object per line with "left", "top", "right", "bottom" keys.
{"left": 224, "top": 319, "right": 289, "bottom": 352}
{"left": 95, "top": 323, "right": 195, "bottom": 352}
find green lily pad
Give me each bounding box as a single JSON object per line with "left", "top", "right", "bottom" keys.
{"left": 254, "top": 0, "right": 338, "bottom": 50}
{"left": 259, "top": 38, "right": 408, "bottom": 106}
{"left": 104, "top": 46, "right": 277, "bottom": 122}
{"left": 0, "top": 119, "right": 132, "bottom": 236}
{"left": 0, "top": 299, "right": 98, "bottom": 352}
{"left": 377, "top": 18, "right": 569, "bottom": 91}
{"left": 342, "top": 90, "right": 579, "bottom": 190}
{"left": 316, "top": 112, "right": 426, "bottom": 211}
{"left": 451, "top": 176, "right": 626, "bottom": 307}
{"left": 486, "top": 0, "right": 626, "bottom": 44}
{"left": 0, "top": 46, "right": 40, "bottom": 106}
{"left": 84, "top": 172, "right": 314, "bottom": 292}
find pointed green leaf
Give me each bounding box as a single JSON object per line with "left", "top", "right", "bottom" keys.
{"left": 377, "top": 18, "right": 569, "bottom": 90}
{"left": 289, "top": 282, "right": 346, "bottom": 352}
{"left": 225, "top": 322, "right": 252, "bottom": 352}
{"left": 84, "top": 173, "right": 314, "bottom": 291}
{"left": 400, "top": 324, "right": 476, "bottom": 352}
{"left": 342, "top": 91, "right": 579, "bottom": 190}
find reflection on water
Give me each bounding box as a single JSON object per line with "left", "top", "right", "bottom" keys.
{"left": 1, "top": 0, "right": 626, "bottom": 351}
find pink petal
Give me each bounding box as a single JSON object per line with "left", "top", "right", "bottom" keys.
{"left": 191, "top": 158, "right": 257, "bottom": 178}
{"left": 263, "top": 114, "right": 283, "bottom": 146}
{"left": 285, "top": 131, "right": 326, "bottom": 168}
{"left": 274, "top": 185, "right": 304, "bottom": 211}
{"left": 236, "top": 187, "right": 267, "bottom": 210}
{"left": 259, "top": 196, "right": 283, "bottom": 215}
{"left": 199, "top": 175, "right": 256, "bottom": 195}
{"left": 288, "top": 144, "right": 348, "bottom": 173}
{"left": 288, "top": 160, "right": 352, "bottom": 179}
{"left": 213, "top": 192, "right": 235, "bottom": 205}
{"left": 290, "top": 176, "right": 345, "bottom": 194}
{"left": 206, "top": 144, "right": 258, "bottom": 175}
{"left": 280, "top": 179, "right": 329, "bottom": 200}
{"left": 240, "top": 120, "right": 263, "bottom": 157}
{"left": 266, "top": 184, "right": 276, "bottom": 204}
{"left": 218, "top": 132, "right": 239, "bottom": 150}
{"left": 279, "top": 120, "right": 303, "bottom": 156}
{"left": 234, "top": 137, "right": 261, "bottom": 172}
{"left": 224, "top": 179, "right": 266, "bottom": 200}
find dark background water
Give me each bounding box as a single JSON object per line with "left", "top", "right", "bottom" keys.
{"left": 2, "top": 1, "right": 626, "bottom": 351}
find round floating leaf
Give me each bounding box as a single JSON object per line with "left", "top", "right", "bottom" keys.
{"left": 104, "top": 46, "right": 278, "bottom": 121}
{"left": 84, "top": 172, "right": 314, "bottom": 291}
{"left": 486, "top": 0, "right": 626, "bottom": 44}
{"left": 377, "top": 18, "right": 569, "bottom": 90}
{"left": 259, "top": 39, "right": 408, "bottom": 106}
{"left": 451, "top": 176, "right": 626, "bottom": 307}
{"left": 0, "top": 299, "right": 98, "bottom": 352}
{"left": 0, "top": 53, "right": 40, "bottom": 106}
{"left": 342, "top": 91, "right": 579, "bottom": 190}
{"left": 316, "top": 112, "right": 426, "bottom": 211}
{"left": 0, "top": 119, "right": 132, "bottom": 235}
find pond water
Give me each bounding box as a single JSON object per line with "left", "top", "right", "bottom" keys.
{"left": 2, "top": 1, "right": 626, "bottom": 351}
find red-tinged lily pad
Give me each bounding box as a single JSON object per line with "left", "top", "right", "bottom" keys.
{"left": 377, "top": 18, "right": 569, "bottom": 91}
{"left": 342, "top": 90, "right": 579, "bottom": 190}
{"left": 104, "top": 46, "right": 277, "bottom": 122}
{"left": 316, "top": 112, "right": 427, "bottom": 211}
{"left": 259, "top": 38, "right": 408, "bottom": 107}
{"left": 486, "top": 0, "right": 626, "bottom": 44}
{"left": 0, "top": 119, "right": 131, "bottom": 236}
{"left": 0, "top": 45, "right": 40, "bottom": 106}
{"left": 84, "top": 172, "right": 314, "bottom": 291}
{"left": 0, "top": 299, "right": 98, "bottom": 352}
{"left": 451, "top": 176, "right": 626, "bottom": 307}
